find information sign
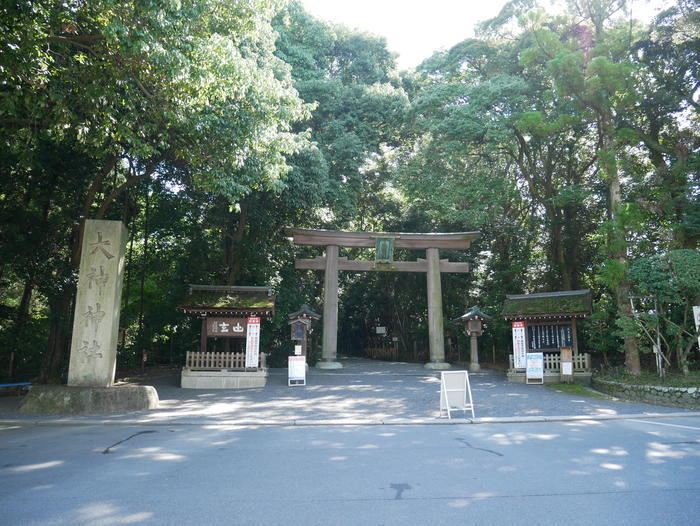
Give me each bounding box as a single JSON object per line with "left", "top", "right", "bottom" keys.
{"left": 526, "top": 352, "right": 544, "bottom": 384}
{"left": 375, "top": 326, "right": 386, "bottom": 335}
{"left": 512, "top": 321, "right": 527, "bottom": 369}
{"left": 439, "top": 371, "right": 475, "bottom": 419}
{"left": 560, "top": 346, "right": 573, "bottom": 379}
{"left": 245, "top": 316, "right": 261, "bottom": 368}
{"left": 206, "top": 317, "right": 247, "bottom": 338}
{"left": 288, "top": 356, "right": 306, "bottom": 386}
{"left": 694, "top": 306, "right": 700, "bottom": 349}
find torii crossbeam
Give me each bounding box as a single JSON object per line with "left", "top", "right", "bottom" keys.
{"left": 285, "top": 228, "right": 480, "bottom": 369}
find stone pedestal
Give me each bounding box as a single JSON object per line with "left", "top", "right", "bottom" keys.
{"left": 67, "top": 220, "right": 128, "bottom": 387}
{"left": 18, "top": 385, "right": 159, "bottom": 414}
{"left": 316, "top": 360, "right": 343, "bottom": 369}
{"left": 181, "top": 370, "right": 267, "bottom": 389}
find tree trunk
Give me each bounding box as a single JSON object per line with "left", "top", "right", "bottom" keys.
{"left": 138, "top": 187, "right": 150, "bottom": 370}
{"left": 40, "top": 288, "right": 74, "bottom": 383}
{"left": 604, "top": 117, "right": 640, "bottom": 375}
{"left": 225, "top": 199, "right": 249, "bottom": 286}
{"left": 8, "top": 279, "right": 34, "bottom": 380}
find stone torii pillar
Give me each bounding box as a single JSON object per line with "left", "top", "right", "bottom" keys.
{"left": 321, "top": 244, "right": 341, "bottom": 368}
{"left": 285, "top": 228, "right": 480, "bottom": 370}
{"left": 426, "top": 247, "right": 446, "bottom": 368}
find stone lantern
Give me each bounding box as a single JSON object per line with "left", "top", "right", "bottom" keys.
{"left": 287, "top": 304, "right": 321, "bottom": 358}
{"left": 458, "top": 306, "right": 492, "bottom": 372}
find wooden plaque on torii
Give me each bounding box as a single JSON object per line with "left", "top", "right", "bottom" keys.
{"left": 285, "top": 228, "right": 480, "bottom": 369}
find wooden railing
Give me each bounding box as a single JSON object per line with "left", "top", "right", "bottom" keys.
{"left": 509, "top": 352, "right": 590, "bottom": 372}
{"left": 365, "top": 347, "right": 399, "bottom": 361}
{"left": 185, "top": 351, "right": 267, "bottom": 371}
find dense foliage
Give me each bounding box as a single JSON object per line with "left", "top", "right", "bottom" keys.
{"left": 1, "top": 0, "right": 698, "bottom": 381}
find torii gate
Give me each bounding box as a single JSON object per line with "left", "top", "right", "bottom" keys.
{"left": 285, "top": 228, "right": 480, "bottom": 369}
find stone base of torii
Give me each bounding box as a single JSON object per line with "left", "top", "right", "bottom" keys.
{"left": 285, "top": 228, "right": 480, "bottom": 369}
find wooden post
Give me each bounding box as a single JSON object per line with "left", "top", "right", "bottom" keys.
{"left": 572, "top": 318, "right": 579, "bottom": 356}
{"left": 319, "top": 245, "right": 342, "bottom": 369}
{"left": 200, "top": 317, "right": 207, "bottom": 353}
{"left": 470, "top": 333, "right": 480, "bottom": 372}
{"left": 425, "top": 247, "right": 449, "bottom": 369}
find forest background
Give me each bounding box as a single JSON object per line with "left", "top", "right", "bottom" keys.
{"left": 1, "top": 0, "right": 698, "bottom": 383}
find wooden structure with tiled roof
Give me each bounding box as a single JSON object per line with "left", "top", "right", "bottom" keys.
{"left": 502, "top": 290, "right": 593, "bottom": 383}
{"left": 179, "top": 285, "right": 275, "bottom": 389}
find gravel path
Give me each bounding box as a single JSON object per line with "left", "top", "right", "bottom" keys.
{"left": 0, "top": 357, "right": 693, "bottom": 424}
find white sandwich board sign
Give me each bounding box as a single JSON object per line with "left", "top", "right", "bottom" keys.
{"left": 288, "top": 355, "right": 306, "bottom": 386}
{"left": 526, "top": 352, "right": 544, "bottom": 384}
{"left": 439, "top": 370, "right": 475, "bottom": 419}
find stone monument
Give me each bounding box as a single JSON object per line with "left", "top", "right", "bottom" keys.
{"left": 20, "top": 220, "right": 159, "bottom": 414}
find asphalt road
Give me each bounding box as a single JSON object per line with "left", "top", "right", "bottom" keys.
{"left": 2, "top": 417, "right": 699, "bottom": 525}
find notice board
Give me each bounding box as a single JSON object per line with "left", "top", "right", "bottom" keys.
{"left": 288, "top": 355, "right": 306, "bottom": 386}
{"left": 245, "top": 316, "right": 261, "bottom": 368}
{"left": 526, "top": 352, "right": 544, "bottom": 384}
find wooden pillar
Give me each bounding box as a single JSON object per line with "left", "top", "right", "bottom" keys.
{"left": 200, "top": 317, "right": 207, "bottom": 353}
{"left": 572, "top": 318, "right": 579, "bottom": 356}
{"left": 425, "top": 247, "right": 449, "bottom": 369}
{"left": 319, "top": 245, "right": 342, "bottom": 369}
{"left": 470, "top": 333, "right": 480, "bottom": 372}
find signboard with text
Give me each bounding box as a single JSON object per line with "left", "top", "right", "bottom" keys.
{"left": 526, "top": 352, "right": 544, "bottom": 384}
{"left": 288, "top": 355, "right": 306, "bottom": 386}
{"left": 245, "top": 317, "right": 261, "bottom": 368}
{"left": 512, "top": 321, "right": 527, "bottom": 369}
{"left": 206, "top": 317, "right": 247, "bottom": 338}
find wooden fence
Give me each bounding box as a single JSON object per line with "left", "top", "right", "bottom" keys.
{"left": 185, "top": 351, "right": 266, "bottom": 371}
{"left": 365, "top": 347, "right": 399, "bottom": 362}
{"left": 509, "top": 352, "right": 590, "bottom": 372}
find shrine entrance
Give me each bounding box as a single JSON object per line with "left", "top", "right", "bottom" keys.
{"left": 285, "top": 228, "right": 480, "bottom": 369}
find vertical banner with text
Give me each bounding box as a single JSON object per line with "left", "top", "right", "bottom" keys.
{"left": 512, "top": 321, "right": 527, "bottom": 369}
{"left": 245, "top": 316, "right": 261, "bottom": 368}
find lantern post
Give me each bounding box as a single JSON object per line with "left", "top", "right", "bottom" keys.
{"left": 288, "top": 304, "right": 321, "bottom": 359}
{"left": 457, "top": 306, "right": 492, "bottom": 372}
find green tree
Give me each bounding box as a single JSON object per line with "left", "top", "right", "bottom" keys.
{"left": 629, "top": 249, "right": 700, "bottom": 374}
{"left": 0, "top": 0, "right": 309, "bottom": 380}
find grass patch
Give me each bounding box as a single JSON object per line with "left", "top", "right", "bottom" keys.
{"left": 595, "top": 369, "right": 700, "bottom": 388}
{"left": 546, "top": 383, "right": 609, "bottom": 399}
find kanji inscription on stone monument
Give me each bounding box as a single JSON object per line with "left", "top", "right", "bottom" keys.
{"left": 67, "top": 220, "right": 127, "bottom": 387}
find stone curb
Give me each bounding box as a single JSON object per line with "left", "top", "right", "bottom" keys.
{"left": 1, "top": 412, "right": 698, "bottom": 428}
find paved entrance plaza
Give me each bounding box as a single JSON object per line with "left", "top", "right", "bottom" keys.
{"left": 0, "top": 358, "right": 695, "bottom": 425}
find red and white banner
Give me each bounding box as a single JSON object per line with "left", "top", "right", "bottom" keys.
{"left": 512, "top": 321, "right": 527, "bottom": 369}
{"left": 245, "top": 316, "right": 261, "bottom": 368}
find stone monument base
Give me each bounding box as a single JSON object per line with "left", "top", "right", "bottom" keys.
{"left": 18, "top": 385, "right": 159, "bottom": 414}
{"left": 424, "top": 361, "right": 451, "bottom": 370}
{"left": 181, "top": 369, "right": 267, "bottom": 389}
{"left": 316, "top": 360, "right": 342, "bottom": 370}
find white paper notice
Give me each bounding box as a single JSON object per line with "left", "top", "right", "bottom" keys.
{"left": 245, "top": 316, "right": 261, "bottom": 368}
{"left": 512, "top": 321, "right": 527, "bottom": 369}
